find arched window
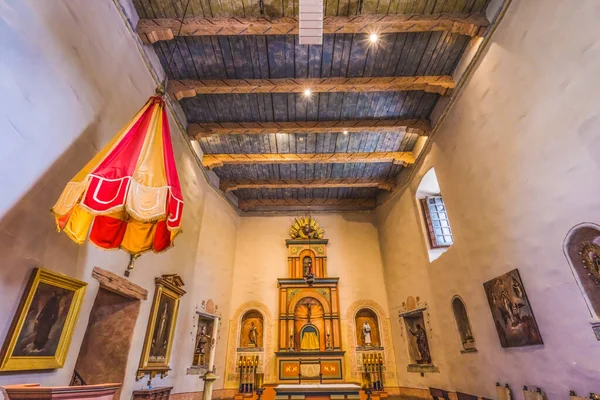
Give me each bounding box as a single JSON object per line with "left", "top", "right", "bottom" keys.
{"left": 451, "top": 296, "right": 476, "bottom": 352}
{"left": 563, "top": 223, "right": 600, "bottom": 319}
{"left": 416, "top": 168, "right": 454, "bottom": 262}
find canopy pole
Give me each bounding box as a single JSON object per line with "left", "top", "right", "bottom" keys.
{"left": 125, "top": 253, "right": 141, "bottom": 277}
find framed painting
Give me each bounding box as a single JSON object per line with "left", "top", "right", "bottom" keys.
{"left": 483, "top": 269, "right": 543, "bottom": 348}
{"left": 0, "top": 268, "right": 87, "bottom": 371}
{"left": 137, "top": 274, "right": 186, "bottom": 380}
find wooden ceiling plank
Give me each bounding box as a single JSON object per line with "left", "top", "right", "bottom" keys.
{"left": 189, "top": 118, "right": 430, "bottom": 137}
{"left": 238, "top": 197, "right": 377, "bottom": 211}
{"left": 202, "top": 151, "right": 416, "bottom": 169}
{"left": 136, "top": 13, "right": 489, "bottom": 43}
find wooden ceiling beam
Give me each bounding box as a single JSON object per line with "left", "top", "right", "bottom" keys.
{"left": 137, "top": 13, "right": 489, "bottom": 43}
{"left": 238, "top": 198, "right": 377, "bottom": 211}
{"left": 221, "top": 177, "right": 396, "bottom": 192}
{"left": 202, "top": 152, "right": 415, "bottom": 169}
{"left": 189, "top": 119, "right": 430, "bottom": 138}
{"left": 169, "top": 76, "right": 454, "bottom": 99}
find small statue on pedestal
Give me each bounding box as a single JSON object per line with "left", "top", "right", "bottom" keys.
{"left": 248, "top": 322, "right": 258, "bottom": 348}
{"left": 195, "top": 326, "right": 211, "bottom": 366}
{"left": 362, "top": 321, "right": 372, "bottom": 347}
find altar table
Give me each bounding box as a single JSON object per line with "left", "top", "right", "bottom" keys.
{"left": 274, "top": 383, "right": 361, "bottom": 400}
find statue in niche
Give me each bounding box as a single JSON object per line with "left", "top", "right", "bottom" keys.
{"left": 195, "top": 326, "right": 211, "bottom": 365}
{"left": 581, "top": 241, "right": 600, "bottom": 285}
{"left": 362, "top": 321, "right": 372, "bottom": 346}
{"left": 248, "top": 322, "right": 258, "bottom": 347}
{"left": 409, "top": 323, "right": 431, "bottom": 364}
{"left": 303, "top": 256, "right": 313, "bottom": 278}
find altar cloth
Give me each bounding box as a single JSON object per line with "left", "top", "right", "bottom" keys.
{"left": 275, "top": 383, "right": 361, "bottom": 395}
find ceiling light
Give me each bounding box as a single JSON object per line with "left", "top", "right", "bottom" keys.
{"left": 343, "top": 130, "right": 349, "bottom": 135}
{"left": 369, "top": 33, "right": 378, "bottom": 44}
{"left": 303, "top": 88, "right": 312, "bottom": 97}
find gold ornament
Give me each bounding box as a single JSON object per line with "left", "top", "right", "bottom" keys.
{"left": 289, "top": 216, "right": 324, "bottom": 239}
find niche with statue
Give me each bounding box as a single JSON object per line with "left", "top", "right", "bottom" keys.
{"left": 355, "top": 308, "right": 381, "bottom": 349}
{"left": 564, "top": 223, "right": 600, "bottom": 340}
{"left": 239, "top": 310, "right": 264, "bottom": 350}
{"left": 398, "top": 296, "right": 438, "bottom": 374}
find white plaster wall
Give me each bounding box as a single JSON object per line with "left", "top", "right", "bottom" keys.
{"left": 229, "top": 214, "right": 390, "bottom": 320}
{"left": 376, "top": 0, "right": 600, "bottom": 398}
{"left": 0, "top": 1, "right": 238, "bottom": 398}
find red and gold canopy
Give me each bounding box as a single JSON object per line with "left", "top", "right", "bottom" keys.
{"left": 52, "top": 95, "right": 184, "bottom": 254}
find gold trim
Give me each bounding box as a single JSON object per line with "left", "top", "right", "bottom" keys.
{"left": 0, "top": 268, "right": 87, "bottom": 371}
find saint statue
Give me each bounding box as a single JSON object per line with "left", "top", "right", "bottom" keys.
{"left": 195, "top": 326, "right": 211, "bottom": 365}
{"left": 33, "top": 291, "right": 61, "bottom": 350}
{"left": 409, "top": 323, "right": 431, "bottom": 364}
{"left": 151, "top": 301, "right": 169, "bottom": 358}
{"left": 248, "top": 322, "right": 258, "bottom": 347}
{"left": 362, "top": 321, "right": 372, "bottom": 346}
{"left": 303, "top": 256, "right": 313, "bottom": 277}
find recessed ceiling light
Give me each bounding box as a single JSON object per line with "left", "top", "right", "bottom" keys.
{"left": 369, "top": 33, "right": 378, "bottom": 44}
{"left": 303, "top": 88, "right": 312, "bottom": 97}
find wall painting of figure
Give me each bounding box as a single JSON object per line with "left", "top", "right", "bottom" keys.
{"left": 0, "top": 268, "right": 87, "bottom": 371}
{"left": 483, "top": 269, "right": 543, "bottom": 348}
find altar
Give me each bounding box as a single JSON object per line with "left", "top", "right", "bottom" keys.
{"left": 225, "top": 217, "right": 397, "bottom": 397}
{"left": 274, "top": 383, "right": 361, "bottom": 400}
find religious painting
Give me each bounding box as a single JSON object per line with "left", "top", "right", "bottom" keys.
{"left": 483, "top": 269, "right": 543, "bottom": 348}
{"left": 137, "top": 275, "right": 186, "bottom": 380}
{"left": 403, "top": 312, "right": 432, "bottom": 365}
{"left": 0, "top": 268, "right": 87, "bottom": 371}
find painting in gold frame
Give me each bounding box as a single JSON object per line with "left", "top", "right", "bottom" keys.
{"left": 137, "top": 274, "right": 186, "bottom": 380}
{"left": 0, "top": 268, "right": 87, "bottom": 371}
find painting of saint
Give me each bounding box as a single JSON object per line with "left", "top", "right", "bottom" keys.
{"left": 483, "top": 269, "right": 543, "bottom": 348}
{"left": 0, "top": 268, "right": 87, "bottom": 371}
{"left": 12, "top": 283, "right": 74, "bottom": 357}
{"left": 149, "top": 296, "right": 175, "bottom": 363}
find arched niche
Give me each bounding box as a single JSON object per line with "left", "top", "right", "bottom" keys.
{"left": 355, "top": 308, "right": 381, "bottom": 347}
{"left": 239, "top": 310, "right": 264, "bottom": 349}
{"left": 294, "top": 297, "right": 325, "bottom": 351}
{"left": 451, "top": 296, "right": 476, "bottom": 352}
{"left": 564, "top": 223, "right": 600, "bottom": 318}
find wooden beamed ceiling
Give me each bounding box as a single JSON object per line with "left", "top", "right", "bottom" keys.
{"left": 189, "top": 119, "right": 431, "bottom": 138}
{"left": 221, "top": 177, "right": 396, "bottom": 192}
{"left": 170, "top": 76, "right": 455, "bottom": 99}
{"left": 238, "top": 198, "right": 377, "bottom": 211}
{"left": 131, "top": 0, "right": 493, "bottom": 212}
{"left": 202, "top": 152, "right": 416, "bottom": 169}
{"left": 137, "top": 13, "right": 488, "bottom": 43}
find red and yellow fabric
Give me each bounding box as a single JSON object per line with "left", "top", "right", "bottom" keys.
{"left": 52, "top": 95, "right": 184, "bottom": 254}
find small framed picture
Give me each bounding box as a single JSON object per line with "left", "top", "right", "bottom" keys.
{"left": 0, "top": 268, "right": 87, "bottom": 371}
